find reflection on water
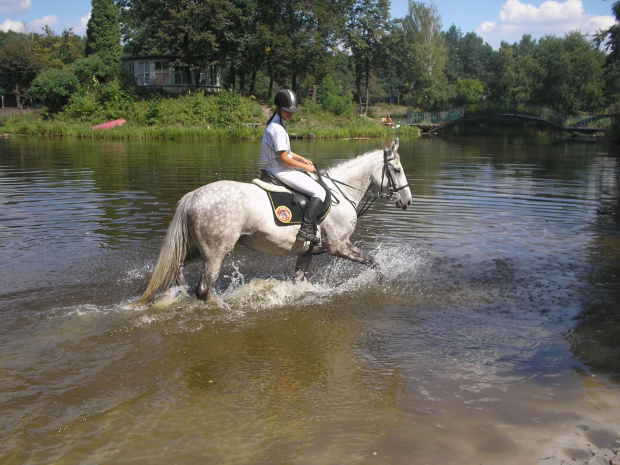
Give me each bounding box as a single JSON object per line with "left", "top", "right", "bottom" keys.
{"left": 1, "top": 134, "right": 619, "bottom": 464}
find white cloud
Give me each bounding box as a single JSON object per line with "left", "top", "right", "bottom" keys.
{"left": 477, "top": 0, "right": 616, "bottom": 48}
{"left": 26, "top": 15, "right": 58, "bottom": 32}
{"left": 74, "top": 12, "right": 90, "bottom": 35}
{"left": 0, "top": 0, "right": 31, "bottom": 14}
{"left": 0, "top": 18, "right": 24, "bottom": 32}
{"left": 0, "top": 15, "right": 59, "bottom": 33}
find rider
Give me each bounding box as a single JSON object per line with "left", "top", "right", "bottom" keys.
{"left": 262, "top": 89, "right": 326, "bottom": 244}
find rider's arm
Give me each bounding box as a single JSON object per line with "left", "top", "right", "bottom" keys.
{"left": 278, "top": 150, "right": 317, "bottom": 173}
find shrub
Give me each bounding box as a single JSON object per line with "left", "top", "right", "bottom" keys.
{"left": 29, "top": 69, "right": 79, "bottom": 112}
{"left": 68, "top": 55, "right": 109, "bottom": 84}
{"left": 65, "top": 91, "right": 99, "bottom": 117}
{"left": 318, "top": 76, "right": 354, "bottom": 116}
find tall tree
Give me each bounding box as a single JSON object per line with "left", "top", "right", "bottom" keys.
{"left": 488, "top": 42, "right": 520, "bottom": 107}
{"left": 86, "top": 0, "right": 122, "bottom": 67}
{"left": 459, "top": 32, "right": 494, "bottom": 83}
{"left": 595, "top": 0, "right": 620, "bottom": 108}
{"left": 33, "top": 27, "right": 84, "bottom": 69}
{"left": 444, "top": 24, "right": 463, "bottom": 84}
{"left": 0, "top": 34, "right": 45, "bottom": 99}
{"left": 534, "top": 32, "right": 605, "bottom": 112}
{"left": 345, "top": 0, "right": 390, "bottom": 115}
{"left": 395, "top": 0, "right": 449, "bottom": 109}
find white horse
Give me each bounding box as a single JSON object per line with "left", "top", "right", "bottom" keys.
{"left": 136, "top": 141, "right": 412, "bottom": 305}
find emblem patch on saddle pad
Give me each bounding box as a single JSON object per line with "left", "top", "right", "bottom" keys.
{"left": 267, "top": 191, "right": 305, "bottom": 225}
{"left": 275, "top": 205, "right": 293, "bottom": 223}
{"left": 253, "top": 178, "right": 331, "bottom": 227}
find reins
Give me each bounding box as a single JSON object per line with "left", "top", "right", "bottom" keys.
{"left": 321, "top": 148, "right": 409, "bottom": 218}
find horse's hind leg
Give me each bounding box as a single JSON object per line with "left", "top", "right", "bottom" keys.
{"left": 176, "top": 245, "right": 201, "bottom": 287}
{"left": 195, "top": 253, "right": 227, "bottom": 301}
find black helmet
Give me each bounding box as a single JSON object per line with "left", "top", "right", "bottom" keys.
{"left": 274, "top": 89, "right": 300, "bottom": 113}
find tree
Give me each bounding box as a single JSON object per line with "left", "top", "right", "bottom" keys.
{"left": 488, "top": 42, "right": 519, "bottom": 107}
{"left": 394, "top": 0, "right": 449, "bottom": 109}
{"left": 0, "top": 34, "right": 45, "bottom": 103}
{"left": 33, "top": 27, "right": 84, "bottom": 69}
{"left": 595, "top": 0, "right": 620, "bottom": 108}
{"left": 455, "top": 78, "right": 483, "bottom": 105}
{"left": 534, "top": 32, "right": 605, "bottom": 112}
{"left": 444, "top": 25, "right": 463, "bottom": 84}
{"left": 345, "top": 0, "right": 390, "bottom": 115}
{"left": 86, "top": 0, "right": 122, "bottom": 67}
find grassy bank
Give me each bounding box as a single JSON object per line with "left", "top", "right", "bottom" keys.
{"left": 0, "top": 93, "right": 419, "bottom": 140}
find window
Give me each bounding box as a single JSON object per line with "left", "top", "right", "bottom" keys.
{"left": 136, "top": 61, "right": 150, "bottom": 85}
{"left": 207, "top": 65, "right": 219, "bottom": 87}
{"left": 154, "top": 61, "right": 170, "bottom": 85}
{"left": 175, "top": 71, "right": 188, "bottom": 85}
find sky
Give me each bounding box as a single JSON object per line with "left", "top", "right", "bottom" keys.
{"left": 0, "top": 0, "right": 616, "bottom": 49}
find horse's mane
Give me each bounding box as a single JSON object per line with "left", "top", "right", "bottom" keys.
{"left": 324, "top": 149, "right": 381, "bottom": 178}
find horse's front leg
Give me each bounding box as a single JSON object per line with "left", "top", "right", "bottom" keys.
{"left": 327, "top": 240, "right": 377, "bottom": 268}
{"left": 293, "top": 254, "right": 313, "bottom": 282}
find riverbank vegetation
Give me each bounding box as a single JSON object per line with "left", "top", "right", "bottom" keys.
{"left": 1, "top": 0, "right": 619, "bottom": 140}
{"left": 0, "top": 85, "right": 416, "bottom": 139}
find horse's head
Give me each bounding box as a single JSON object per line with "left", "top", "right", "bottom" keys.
{"left": 375, "top": 141, "right": 412, "bottom": 210}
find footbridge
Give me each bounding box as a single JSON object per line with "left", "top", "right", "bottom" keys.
{"left": 404, "top": 105, "right": 616, "bottom": 135}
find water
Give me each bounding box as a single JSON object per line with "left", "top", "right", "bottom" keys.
{"left": 1, "top": 133, "right": 619, "bottom": 464}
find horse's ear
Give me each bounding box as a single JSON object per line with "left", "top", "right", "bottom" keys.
{"left": 391, "top": 140, "right": 399, "bottom": 153}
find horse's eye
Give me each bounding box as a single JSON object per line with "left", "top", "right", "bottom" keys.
{"left": 393, "top": 167, "right": 401, "bottom": 173}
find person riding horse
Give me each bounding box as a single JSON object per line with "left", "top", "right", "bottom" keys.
{"left": 262, "top": 89, "right": 326, "bottom": 244}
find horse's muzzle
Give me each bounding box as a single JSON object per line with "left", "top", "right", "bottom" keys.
{"left": 396, "top": 198, "right": 411, "bottom": 210}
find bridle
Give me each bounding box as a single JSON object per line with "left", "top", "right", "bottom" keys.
{"left": 380, "top": 148, "right": 410, "bottom": 200}
{"left": 323, "top": 148, "right": 409, "bottom": 217}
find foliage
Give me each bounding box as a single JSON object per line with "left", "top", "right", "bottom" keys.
{"left": 29, "top": 69, "right": 80, "bottom": 112}
{"left": 345, "top": 0, "right": 391, "bottom": 115}
{"left": 32, "top": 27, "right": 85, "bottom": 69}
{"left": 390, "top": 1, "right": 449, "bottom": 109}
{"left": 69, "top": 54, "right": 109, "bottom": 83}
{"left": 3, "top": 0, "right": 616, "bottom": 117}
{"left": 318, "top": 76, "right": 355, "bottom": 116}
{"left": 86, "top": 0, "right": 123, "bottom": 66}
{"left": 0, "top": 34, "right": 46, "bottom": 97}
{"left": 455, "top": 78, "right": 484, "bottom": 105}
{"left": 533, "top": 32, "right": 605, "bottom": 112}
{"left": 1, "top": 94, "right": 416, "bottom": 140}
{"left": 595, "top": 1, "right": 620, "bottom": 110}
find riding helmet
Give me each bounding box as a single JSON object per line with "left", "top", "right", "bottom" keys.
{"left": 274, "top": 89, "right": 300, "bottom": 113}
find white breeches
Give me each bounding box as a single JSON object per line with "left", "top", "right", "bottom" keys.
{"left": 269, "top": 168, "right": 326, "bottom": 202}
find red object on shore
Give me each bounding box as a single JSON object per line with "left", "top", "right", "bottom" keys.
{"left": 91, "top": 119, "right": 126, "bottom": 130}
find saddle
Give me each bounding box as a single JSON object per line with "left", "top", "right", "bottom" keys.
{"left": 252, "top": 169, "right": 331, "bottom": 226}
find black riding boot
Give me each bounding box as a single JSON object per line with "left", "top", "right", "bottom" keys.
{"left": 297, "top": 197, "right": 323, "bottom": 244}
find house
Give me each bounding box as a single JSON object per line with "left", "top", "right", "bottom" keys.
{"left": 123, "top": 56, "right": 223, "bottom": 94}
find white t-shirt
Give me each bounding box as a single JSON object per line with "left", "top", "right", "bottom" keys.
{"left": 261, "top": 114, "right": 291, "bottom": 170}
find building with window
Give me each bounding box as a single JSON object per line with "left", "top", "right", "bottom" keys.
{"left": 123, "top": 56, "right": 223, "bottom": 94}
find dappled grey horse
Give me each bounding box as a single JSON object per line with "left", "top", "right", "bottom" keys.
{"left": 136, "top": 141, "right": 412, "bottom": 305}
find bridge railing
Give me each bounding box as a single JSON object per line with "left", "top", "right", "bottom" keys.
{"left": 402, "top": 103, "right": 615, "bottom": 130}
{"left": 404, "top": 106, "right": 465, "bottom": 125}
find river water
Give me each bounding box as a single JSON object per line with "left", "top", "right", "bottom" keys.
{"left": 1, "top": 133, "right": 619, "bottom": 464}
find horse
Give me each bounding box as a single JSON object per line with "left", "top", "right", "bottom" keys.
{"left": 136, "top": 140, "right": 412, "bottom": 305}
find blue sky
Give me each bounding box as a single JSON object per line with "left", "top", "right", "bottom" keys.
{"left": 0, "top": 0, "right": 616, "bottom": 49}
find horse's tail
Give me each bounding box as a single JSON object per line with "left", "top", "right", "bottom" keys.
{"left": 135, "top": 192, "right": 194, "bottom": 306}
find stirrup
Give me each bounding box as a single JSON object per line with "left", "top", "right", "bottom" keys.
{"left": 296, "top": 229, "right": 320, "bottom": 244}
